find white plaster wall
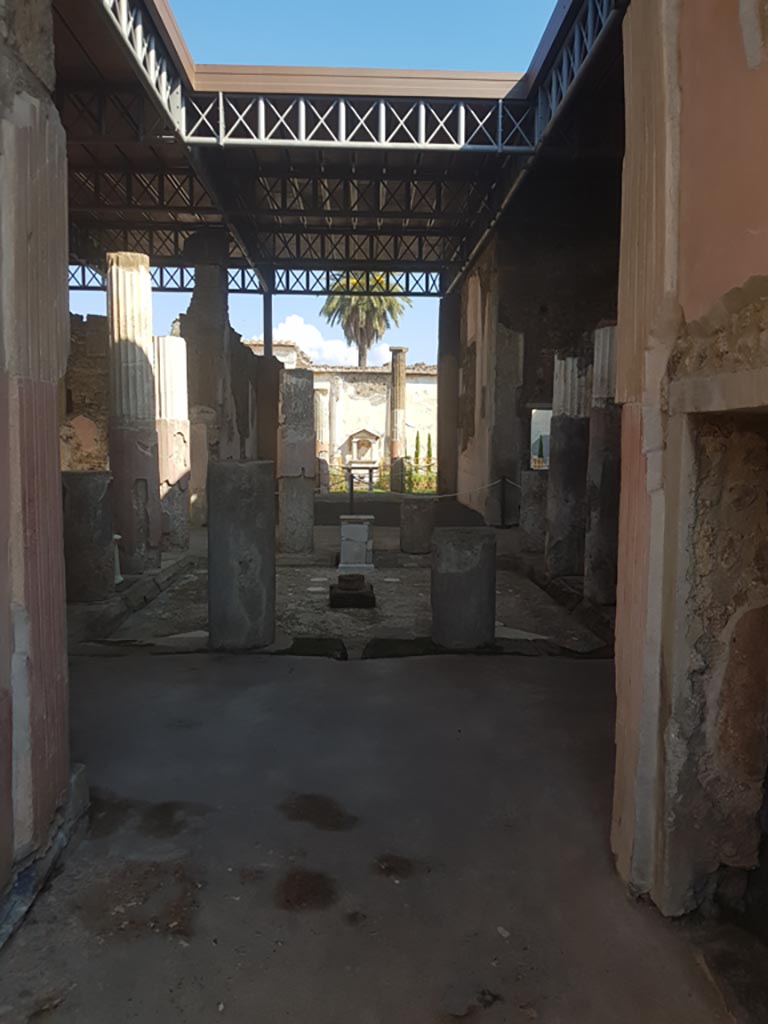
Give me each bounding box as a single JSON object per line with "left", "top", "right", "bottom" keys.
{"left": 313, "top": 370, "right": 437, "bottom": 465}
{"left": 405, "top": 377, "right": 438, "bottom": 459}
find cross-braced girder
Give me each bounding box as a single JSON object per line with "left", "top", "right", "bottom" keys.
{"left": 98, "top": 0, "right": 625, "bottom": 153}
{"left": 183, "top": 93, "right": 536, "bottom": 153}
{"left": 69, "top": 264, "right": 442, "bottom": 297}
{"left": 67, "top": 164, "right": 489, "bottom": 224}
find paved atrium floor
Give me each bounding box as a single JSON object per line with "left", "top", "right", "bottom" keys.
{"left": 0, "top": 653, "right": 734, "bottom": 1023}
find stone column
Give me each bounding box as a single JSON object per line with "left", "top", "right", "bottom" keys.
{"left": 401, "top": 496, "right": 436, "bottom": 554}
{"left": 256, "top": 354, "right": 281, "bottom": 465}
{"left": 389, "top": 346, "right": 408, "bottom": 492}
{"left": 314, "top": 387, "right": 330, "bottom": 493}
{"left": 584, "top": 326, "right": 621, "bottom": 604}
{"left": 520, "top": 469, "right": 549, "bottom": 554}
{"left": 545, "top": 348, "right": 593, "bottom": 578}
{"left": 107, "top": 252, "right": 162, "bottom": 574}
{"left": 189, "top": 420, "right": 209, "bottom": 527}
{"left": 153, "top": 335, "right": 190, "bottom": 552}
{"left": 488, "top": 326, "right": 525, "bottom": 526}
{"left": 431, "top": 527, "right": 496, "bottom": 650}
{"left": 277, "top": 368, "right": 315, "bottom": 554}
{"left": 437, "top": 295, "right": 460, "bottom": 496}
{"left": 178, "top": 259, "right": 227, "bottom": 524}
{"left": 208, "top": 461, "right": 275, "bottom": 650}
{"left": 62, "top": 472, "right": 115, "bottom": 602}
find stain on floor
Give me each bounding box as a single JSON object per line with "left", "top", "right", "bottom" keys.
{"left": 278, "top": 792, "right": 358, "bottom": 831}
{"left": 89, "top": 789, "right": 211, "bottom": 840}
{"left": 373, "top": 853, "right": 430, "bottom": 880}
{"left": 274, "top": 869, "right": 339, "bottom": 911}
{"left": 77, "top": 861, "right": 205, "bottom": 939}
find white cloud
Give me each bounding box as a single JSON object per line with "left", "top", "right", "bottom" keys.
{"left": 273, "top": 314, "right": 392, "bottom": 367}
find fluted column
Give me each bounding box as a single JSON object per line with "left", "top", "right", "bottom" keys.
{"left": 584, "top": 325, "right": 620, "bottom": 604}
{"left": 389, "top": 346, "right": 408, "bottom": 492}
{"left": 154, "top": 335, "right": 191, "bottom": 552}
{"left": 545, "top": 346, "right": 593, "bottom": 577}
{"left": 107, "top": 252, "right": 161, "bottom": 573}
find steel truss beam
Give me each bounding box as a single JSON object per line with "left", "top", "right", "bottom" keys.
{"left": 70, "top": 220, "right": 454, "bottom": 269}
{"left": 69, "top": 264, "right": 442, "bottom": 297}
{"left": 69, "top": 167, "right": 216, "bottom": 214}
{"left": 69, "top": 222, "right": 248, "bottom": 266}
{"left": 69, "top": 264, "right": 196, "bottom": 291}
{"left": 535, "top": 0, "right": 626, "bottom": 141}
{"left": 256, "top": 227, "right": 458, "bottom": 267}
{"left": 57, "top": 88, "right": 174, "bottom": 143}
{"left": 243, "top": 171, "right": 492, "bottom": 224}
{"left": 68, "top": 165, "right": 488, "bottom": 223}
{"left": 100, "top": 0, "right": 184, "bottom": 130}
{"left": 183, "top": 93, "right": 536, "bottom": 153}
{"left": 99, "top": 0, "right": 623, "bottom": 154}
{"left": 272, "top": 268, "right": 442, "bottom": 297}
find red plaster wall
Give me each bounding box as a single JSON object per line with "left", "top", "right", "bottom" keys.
{"left": 18, "top": 378, "right": 69, "bottom": 843}
{"left": 680, "top": 0, "right": 768, "bottom": 320}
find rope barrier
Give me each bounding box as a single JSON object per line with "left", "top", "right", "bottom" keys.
{"left": 435, "top": 477, "right": 522, "bottom": 501}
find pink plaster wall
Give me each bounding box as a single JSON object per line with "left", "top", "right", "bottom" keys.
{"left": 679, "top": 0, "right": 768, "bottom": 321}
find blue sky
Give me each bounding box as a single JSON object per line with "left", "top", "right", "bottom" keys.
{"left": 70, "top": 1, "right": 558, "bottom": 365}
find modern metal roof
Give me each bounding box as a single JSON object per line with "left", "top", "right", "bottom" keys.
{"left": 61, "top": 0, "right": 627, "bottom": 296}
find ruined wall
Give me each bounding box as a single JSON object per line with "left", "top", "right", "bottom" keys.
{"left": 0, "top": 0, "right": 72, "bottom": 898}
{"left": 59, "top": 315, "right": 109, "bottom": 471}
{"left": 497, "top": 163, "right": 622, "bottom": 415}
{"left": 456, "top": 160, "right": 620, "bottom": 523}
{"left": 219, "top": 328, "right": 258, "bottom": 462}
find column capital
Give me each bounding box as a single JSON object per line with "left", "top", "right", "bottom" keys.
{"left": 106, "top": 251, "right": 151, "bottom": 273}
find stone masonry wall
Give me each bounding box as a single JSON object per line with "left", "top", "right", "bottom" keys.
{"left": 59, "top": 314, "right": 109, "bottom": 471}
{"left": 659, "top": 414, "right": 768, "bottom": 910}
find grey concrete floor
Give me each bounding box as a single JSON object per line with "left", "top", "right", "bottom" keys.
{"left": 0, "top": 654, "right": 729, "bottom": 1023}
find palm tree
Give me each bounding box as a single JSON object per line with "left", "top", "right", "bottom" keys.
{"left": 320, "top": 274, "right": 412, "bottom": 367}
